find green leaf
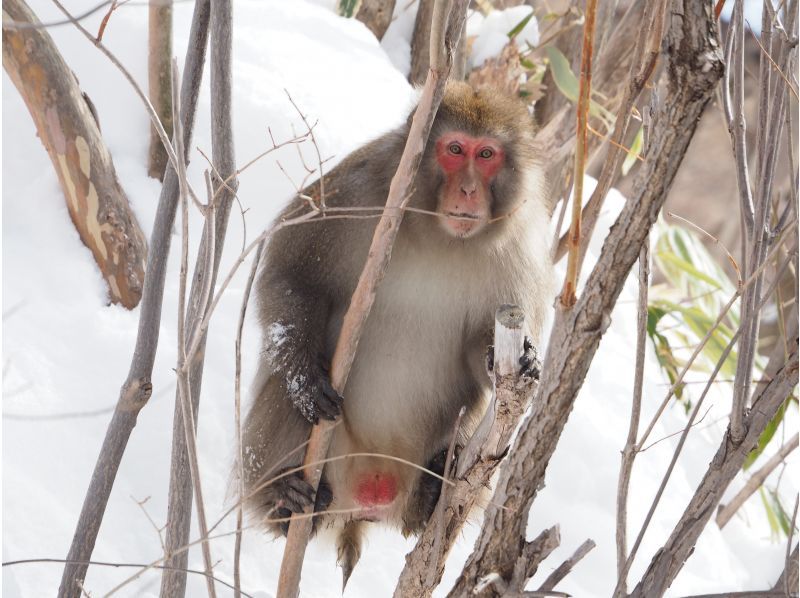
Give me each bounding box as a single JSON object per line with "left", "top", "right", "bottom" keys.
{"left": 647, "top": 305, "right": 669, "bottom": 337}
{"left": 544, "top": 46, "right": 615, "bottom": 129}
{"left": 767, "top": 488, "right": 793, "bottom": 536}
{"left": 622, "top": 126, "right": 643, "bottom": 176}
{"left": 646, "top": 309, "right": 686, "bottom": 402}
{"left": 508, "top": 11, "right": 535, "bottom": 39}
{"left": 652, "top": 299, "right": 738, "bottom": 377}
{"left": 744, "top": 397, "right": 791, "bottom": 469}
{"left": 656, "top": 252, "right": 723, "bottom": 289}
{"left": 337, "top": 0, "right": 361, "bottom": 18}
{"left": 760, "top": 487, "right": 782, "bottom": 539}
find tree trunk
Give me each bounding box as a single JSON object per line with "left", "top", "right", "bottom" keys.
{"left": 3, "top": 0, "right": 147, "bottom": 309}
{"left": 147, "top": 0, "right": 173, "bottom": 181}
{"left": 409, "top": 0, "right": 434, "bottom": 85}
{"left": 355, "top": 0, "right": 396, "bottom": 40}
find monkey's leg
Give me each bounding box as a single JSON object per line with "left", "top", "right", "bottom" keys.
{"left": 401, "top": 448, "right": 457, "bottom": 536}
{"left": 336, "top": 520, "right": 364, "bottom": 590}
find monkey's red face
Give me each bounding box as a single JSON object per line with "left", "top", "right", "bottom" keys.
{"left": 435, "top": 133, "right": 505, "bottom": 238}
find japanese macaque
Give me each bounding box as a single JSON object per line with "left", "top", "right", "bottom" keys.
{"left": 241, "top": 82, "right": 554, "bottom": 585}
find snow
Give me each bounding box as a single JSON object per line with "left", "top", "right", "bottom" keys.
{"left": 2, "top": 2, "right": 795, "bottom": 597}
{"left": 467, "top": 6, "right": 539, "bottom": 70}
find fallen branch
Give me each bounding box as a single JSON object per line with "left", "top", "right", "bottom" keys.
{"left": 3, "top": 0, "right": 147, "bottom": 308}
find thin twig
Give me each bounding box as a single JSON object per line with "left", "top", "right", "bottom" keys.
{"left": 552, "top": 0, "right": 668, "bottom": 263}
{"left": 132, "top": 496, "right": 166, "bottom": 554}
{"left": 667, "top": 212, "right": 742, "bottom": 286}
{"left": 615, "top": 240, "right": 649, "bottom": 597}
{"left": 171, "top": 57, "right": 217, "bottom": 598}
{"left": 560, "top": 0, "right": 598, "bottom": 307}
{"left": 635, "top": 221, "right": 797, "bottom": 452}
{"left": 537, "top": 539, "right": 596, "bottom": 592}
{"left": 3, "top": 558, "right": 253, "bottom": 597}
{"left": 95, "top": 0, "right": 121, "bottom": 42}
{"left": 232, "top": 239, "right": 266, "bottom": 598}
{"left": 617, "top": 247, "right": 796, "bottom": 593}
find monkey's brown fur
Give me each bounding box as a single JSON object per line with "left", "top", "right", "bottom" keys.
{"left": 241, "top": 82, "right": 554, "bottom": 583}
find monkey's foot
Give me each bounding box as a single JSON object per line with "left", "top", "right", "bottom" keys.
{"left": 519, "top": 336, "right": 541, "bottom": 381}
{"left": 401, "top": 448, "right": 459, "bottom": 536}
{"left": 267, "top": 469, "right": 332, "bottom": 535}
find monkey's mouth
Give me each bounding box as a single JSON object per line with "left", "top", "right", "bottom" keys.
{"left": 442, "top": 211, "right": 487, "bottom": 238}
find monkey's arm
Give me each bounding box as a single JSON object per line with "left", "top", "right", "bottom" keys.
{"left": 255, "top": 238, "right": 344, "bottom": 423}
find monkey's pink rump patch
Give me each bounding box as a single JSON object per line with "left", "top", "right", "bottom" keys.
{"left": 355, "top": 472, "right": 398, "bottom": 506}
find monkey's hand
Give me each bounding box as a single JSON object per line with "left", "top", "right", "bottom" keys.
{"left": 285, "top": 363, "right": 343, "bottom": 424}
{"left": 518, "top": 336, "right": 541, "bottom": 381}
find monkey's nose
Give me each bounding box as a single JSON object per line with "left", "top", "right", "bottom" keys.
{"left": 460, "top": 185, "right": 477, "bottom": 197}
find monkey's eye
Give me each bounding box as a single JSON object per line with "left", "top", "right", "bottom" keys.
{"left": 448, "top": 143, "right": 463, "bottom": 155}
{"left": 479, "top": 148, "right": 494, "bottom": 159}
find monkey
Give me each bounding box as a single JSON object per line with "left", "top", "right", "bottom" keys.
{"left": 241, "top": 81, "right": 555, "bottom": 586}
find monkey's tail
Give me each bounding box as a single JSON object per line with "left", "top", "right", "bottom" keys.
{"left": 336, "top": 520, "right": 364, "bottom": 592}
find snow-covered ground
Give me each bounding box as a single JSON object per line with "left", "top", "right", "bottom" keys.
{"left": 2, "top": 2, "right": 795, "bottom": 597}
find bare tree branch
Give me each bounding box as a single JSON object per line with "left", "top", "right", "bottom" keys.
{"left": 537, "top": 538, "right": 596, "bottom": 593}
{"left": 160, "top": 0, "right": 237, "bottom": 595}
{"left": 56, "top": 2, "right": 210, "bottom": 595}
{"left": 615, "top": 241, "right": 649, "bottom": 597}
{"left": 233, "top": 239, "right": 266, "bottom": 598}
{"left": 447, "top": 2, "right": 724, "bottom": 593}
{"left": 772, "top": 544, "right": 798, "bottom": 596}
{"left": 716, "top": 433, "right": 799, "bottom": 529}
{"left": 147, "top": 0, "right": 173, "bottom": 180}
{"left": 560, "top": 0, "right": 598, "bottom": 307}
{"left": 629, "top": 343, "right": 798, "bottom": 597}
{"left": 4, "top": 557, "right": 253, "bottom": 597}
